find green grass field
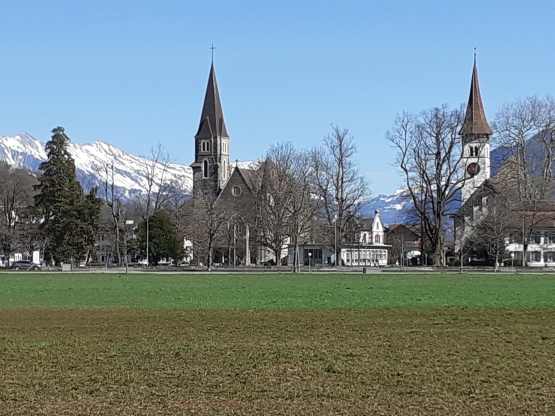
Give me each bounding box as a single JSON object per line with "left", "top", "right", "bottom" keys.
{"left": 1, "top": 273, "right": 554, "bottom": 415}
{"left": 1, "top": 272, "right": 555, "bottom": 309}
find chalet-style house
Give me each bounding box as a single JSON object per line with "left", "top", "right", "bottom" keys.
{"left": 285, "top": 211, "right": 390, "bottom": 267}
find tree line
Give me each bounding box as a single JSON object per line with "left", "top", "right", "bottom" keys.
{"left": 387, "top": 95, "right": 555, "bottom": 266}
{"left": 1, "top": 125, "right": 371, "bottom": 269}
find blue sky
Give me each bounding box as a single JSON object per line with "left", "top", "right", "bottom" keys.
{"left": 1, "top": 1, "right": 554, "bottom": 195}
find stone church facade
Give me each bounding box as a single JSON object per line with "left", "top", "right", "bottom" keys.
{"left": 189, "top": 61, "right": 277, "bottom": 265}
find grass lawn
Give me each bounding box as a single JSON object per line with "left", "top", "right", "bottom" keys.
{"left": 1, "top": 272, "right": 555, "bottom": 309}
{"left": 1, "top": 273, "right": 554, "bottom": 414}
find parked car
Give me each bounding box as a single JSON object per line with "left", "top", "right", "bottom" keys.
{"left": 10, "top": 260, "right": 41, "bottom": 271}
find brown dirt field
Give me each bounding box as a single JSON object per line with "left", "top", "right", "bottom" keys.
{"left": 1, "top": 308, "right": 554, "bottom": 415}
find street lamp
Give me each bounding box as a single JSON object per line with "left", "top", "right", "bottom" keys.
{"left": 333, "top": 215, "right": 338, "bottom": 268}
{"left": 450, "top": 214, "right": 463, "bottom": 273}
{"left": 308, "top": 252, "right": 312, "bottom": 273}
{"left": 124, "top": 220, "right": 134, "bottom": 274}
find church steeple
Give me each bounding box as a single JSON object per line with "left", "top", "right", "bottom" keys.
{"left": 459, "top": 55, "right": 492, "bottom": 138}
{"left": 191, "top": 60, "right": 231, "bottom": 197}
{"left": 195, "top": 63, "right": 229, "bottom": 140}
{"left": 460, "top": 54, "right": 492, "bottom": 204}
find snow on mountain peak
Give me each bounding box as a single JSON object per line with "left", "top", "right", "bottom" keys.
{"left": 0, "top": 132, "right": 193, "bottom": 197}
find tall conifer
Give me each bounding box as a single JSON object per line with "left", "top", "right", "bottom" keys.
{"left": 34, "top": 127, "right": 101, "bottom": 265}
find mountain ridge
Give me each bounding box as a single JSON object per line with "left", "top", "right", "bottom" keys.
{"left": 1, "top": 132, "right": 518, "bottom": 226}
{"left": 0, "top": 132, "right": 193, "bottom": 199}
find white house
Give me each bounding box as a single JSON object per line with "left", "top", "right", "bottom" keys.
{"left": 287, "top": 211, "right": 390, "bottom": 267}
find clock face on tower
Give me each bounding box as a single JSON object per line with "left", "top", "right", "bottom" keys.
{"left": 466, "top": 163, "right": 481, "bottom": 177}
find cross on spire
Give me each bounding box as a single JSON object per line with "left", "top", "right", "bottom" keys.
{"left": 210, "top": 43, "right": 215, "bottom": 63}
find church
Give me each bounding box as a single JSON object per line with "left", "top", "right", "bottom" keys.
{"left": 455, "top": 57, "right": 555, "bottom": 267}
{"left": 188, "top": 60, "right": 283, "bottom": 266}
{"left": 188, "top": 60, "right": 389, "bottom": 267}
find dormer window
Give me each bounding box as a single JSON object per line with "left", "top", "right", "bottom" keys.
{"left": 375, "top": 234, "right": 381, "bottom": 243}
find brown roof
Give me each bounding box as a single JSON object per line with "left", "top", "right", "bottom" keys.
{"left": 388, "top": 223, "right": 421, "bottom": 235}
{"left": 195, "top": 63, "right": 229, "bottom": 140}
{"left": 459, "top": 57, "right": 493, "bottom": 137}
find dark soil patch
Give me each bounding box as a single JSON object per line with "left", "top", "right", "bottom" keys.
{"left": 1, "top": 308, "right": 554, "bottom": 414}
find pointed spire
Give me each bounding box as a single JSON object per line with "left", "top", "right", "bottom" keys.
{"left": 195, "top": 62, "right": 229, "bottom": 139}
{"left": 459, "top": 54, "right": 492, "bottom": 136}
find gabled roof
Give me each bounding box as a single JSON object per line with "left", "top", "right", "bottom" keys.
{"left": 238, "top": 167, "right": 259, "bottom": 192}
{"left": 195, "top": 63, "right": 229, "bottom": 140}
{"left": 388, "top": 223, "right": 421, "bottom": 236}
{"left": 459, "top": 56, "right": 493, "bottom": 137}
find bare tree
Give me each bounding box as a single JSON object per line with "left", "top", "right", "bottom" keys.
{"left": 187, "top": 192, "right": 230, "bottom": 271}
{"left": 0, "top": 163, "right": 37, "bottom": 259}
{"left": 162, "top": 182, "right": 191, "bottom": 267}
{"left": 310, "top": 126, "right": 369, "bottom": 261}
{"left": 468, "top": 186, "right": 514, "bottom": 271}
{"left": 492, "top": 96, "right": 555, "bottom": 266}
{"left": 387, "top": 105, "right": 464, "bottom": 265}
{"left": 288, "top": 149, "right": 320, "bottom": 272}
{"left": 494, "top": 95, "right": 555, "bottom": 200}
{"left": 255, "top": 143, "right": 319, "bottom": 270}
{"left": 136, "top": 144, "right": 173, "bottom": 266}
{"left": 97, "top": 162, "right": 125, "bottom": 264}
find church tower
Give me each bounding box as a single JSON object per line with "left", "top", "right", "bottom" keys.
{"left": 191, "top": 61, "right": 231, "bottom": 197}
{"left": 459, "top": 55, "right": 492, "bottom": 204}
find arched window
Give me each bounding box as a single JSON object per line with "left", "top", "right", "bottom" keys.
{"left": 232, "top": 185, "right": 241, "bottom": 196}
{"left": 469, "top": 146, "right": 474, "bottom": 157}
{"left": 474, "top": 146, "right": 479, "bottom": 156}
{"left": 202, "top": 160, "right": 209, "bottom": 178}
{"left": 222, "top": 160, "right": 226, "bottom": 179}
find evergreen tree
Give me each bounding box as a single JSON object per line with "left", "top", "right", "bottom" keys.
{"left": 137, "top": 211, "right": 183, "bottom": 265}
{"left": 34, "top": 127, "right": 101, "bottom": 265}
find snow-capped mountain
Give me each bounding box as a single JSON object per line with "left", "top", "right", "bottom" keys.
{"left": 362, "top": 189, "right": 417, "bottom": 226}
{"left": 0, "top": 131, "right": 525, "bottom": 224}
{"left": 0, "top": 132, "right": 193, "bottom": 198}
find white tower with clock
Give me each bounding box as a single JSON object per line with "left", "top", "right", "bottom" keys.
{"left": 460, "top": 55, "right": 492, "bottom": 204}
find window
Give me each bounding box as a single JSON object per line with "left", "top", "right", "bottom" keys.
{"left": 375, "top": 234, "right": 380, "bottom": 243}
{"left": 222, "top": 160, "right": 227, "bottom": 179}
{"left": 474, "top": 146, "right": 479, "bottom": 156}
{"left": 232, "top": 185, "right": 241, "bottom": 196}
{"left": 201, "top": 141, "right": 211, "bottom": 153}
{"left": 469, "top": 146, "right": 474, "bottom": 157}
{"left": 202, "top": 160, "right": 209, "bottom": 178}
{"left": 303, "top": 249, "right": 322, "bottom": 261}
